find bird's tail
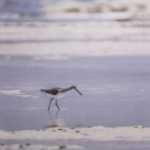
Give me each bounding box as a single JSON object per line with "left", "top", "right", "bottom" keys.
{"left": 41, "top": 89, "right": 45, "bottom": 92}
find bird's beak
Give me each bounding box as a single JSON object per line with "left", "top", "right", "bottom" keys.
{"left": 76, "top": 89, "right": 82, "bottom": 95}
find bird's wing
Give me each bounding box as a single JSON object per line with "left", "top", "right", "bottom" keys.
{"left": 41, "top": 88, "right": 60, "bottom": 95}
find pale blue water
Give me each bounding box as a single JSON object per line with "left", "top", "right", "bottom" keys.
{"left": 0, "top": 56, "right": 150, "bottom": 131}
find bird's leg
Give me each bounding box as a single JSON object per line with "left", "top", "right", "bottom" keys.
{"left": 48, "top": 98, "right": 54, "bottom": 110}
{"left": 55, "top": 99, "right": 60, "bottom": 110}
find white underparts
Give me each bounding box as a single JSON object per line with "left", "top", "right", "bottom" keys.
{"left": 47, "top": 92, "right": 67, "bottom": 99}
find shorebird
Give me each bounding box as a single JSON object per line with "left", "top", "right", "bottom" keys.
{"left": 41, "top": 86, "right": 82, "bottom": 110}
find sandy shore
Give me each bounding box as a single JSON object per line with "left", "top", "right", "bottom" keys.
{"left": 1, "top": 126, "right": 150, "bottom": 141}
{"left": 0, "top": 126, "right": 150, "bottom": 149}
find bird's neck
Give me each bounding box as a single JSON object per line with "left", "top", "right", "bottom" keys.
{"left": 61, "top": 86, "right": 74, "bottom": 93}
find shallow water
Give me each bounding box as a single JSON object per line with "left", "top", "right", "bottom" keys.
{"left": 0, "top": 56, "right": 150, "bottom": 131}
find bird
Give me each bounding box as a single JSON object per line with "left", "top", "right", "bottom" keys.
{"left": 41, "top": 86, "right": 82, "bottom": 110}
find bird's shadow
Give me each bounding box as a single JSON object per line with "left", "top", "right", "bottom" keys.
{"left": 46, "top": 110, "right": 66, "bottom": 128}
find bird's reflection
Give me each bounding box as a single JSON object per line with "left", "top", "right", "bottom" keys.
{"left": 46, "top": 110, "right": 66, "bottom": 128}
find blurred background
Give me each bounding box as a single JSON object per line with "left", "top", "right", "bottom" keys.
{"left": 0, "top": 0, "right": 149, "bottom": 22}
{"left": 0, "top": 0, "right": 149, "bottom": 56}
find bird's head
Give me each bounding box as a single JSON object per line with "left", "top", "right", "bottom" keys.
{"left": 71, "top": 85, "right": 82, "bottom": 95}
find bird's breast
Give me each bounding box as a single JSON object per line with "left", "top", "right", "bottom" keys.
{"left": 55, "top": 92, "right": 66, "bottom": 99}
{"left": 47, "top": 92, "right": 67, "bottom": 99}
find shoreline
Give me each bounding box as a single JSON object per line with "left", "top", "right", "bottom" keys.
{"left": 1, "top": 126, "right": 150, "bottom": 141}
{"left": 1, "top": 126, "right": 150, "bottom": 150}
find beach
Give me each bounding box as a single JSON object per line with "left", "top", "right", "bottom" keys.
{"left": 1, "top": 126, "right": 150, "bottom": 149}
{"left": 0, "top": 0, "right": 150, "bottom": 149}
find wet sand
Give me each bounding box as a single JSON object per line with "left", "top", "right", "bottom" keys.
{"left": 1, "top": 126, "right": 150, "bottom": 150}
{"left": 0, "top": 56, "right": 150, "bottom": 131}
